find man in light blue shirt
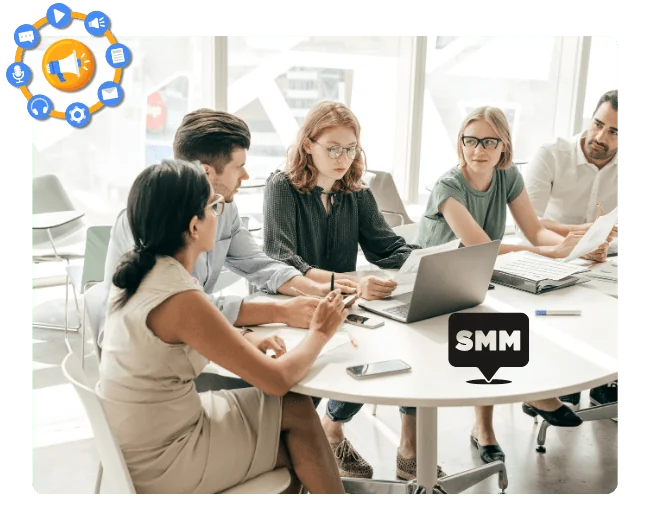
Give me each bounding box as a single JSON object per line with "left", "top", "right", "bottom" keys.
{"left": 98, "top": 109, "right": 357, "bottom": 347}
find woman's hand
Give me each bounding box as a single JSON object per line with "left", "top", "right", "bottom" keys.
{"left": 551, "top": 232, "right": 583, "bottom": 259}
{"left": 310, "top": 289, "right": 348, "bottom": 339}
{"left": 581, "top": 242, "right": 609, "bottom": 263}
{"left": 358, "top": 275, "right": 397, "bottom": 300}
{"left": 244, "top": 331, "right": 287, "bottom": 358}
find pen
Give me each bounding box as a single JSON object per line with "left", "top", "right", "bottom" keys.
{"left": 535, "top": 310, "right": 582, "bottom": 316}
{"left": 291, "top": 287, "right": 322, "bottom": 300}
{"left": 331, "top": 272, "right": 335, "bottom": 293}
{"left": 348, "top": 331, "right": 358, "bottom": 348}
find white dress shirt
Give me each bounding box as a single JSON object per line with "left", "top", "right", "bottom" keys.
{"left": 97, "top": 201, "right": 301, "bottom": 346}
{"left": 524, "top": 132, "right": 618, "bottom": 225}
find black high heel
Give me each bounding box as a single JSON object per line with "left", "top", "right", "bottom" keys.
{"left": 521, "top": 403, "right": 583, "bottom": 427}
{"left": 470, "top": 435, "right": 505, "bottom": 463}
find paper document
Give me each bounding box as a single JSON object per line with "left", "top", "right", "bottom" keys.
{"left": 393, "top": 239, "right": 460, "bottom": 285}
{"left": 275, "top": 328, "right": 350, "bottom": 356}
{"left": 204, "top": 329, "right": 350, "bottom": 379}
{"left": 494, "top": 251, "right": 589, "bottom": 281}
{"left": 563, "top": 207, "right": 618, "bottom": 262}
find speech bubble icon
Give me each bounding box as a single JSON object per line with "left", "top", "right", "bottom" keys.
{"left": 448, "top": 312, "right": 529, "bottom": 383}
{"left": 18, "top": 31, "right": 34, "bottom": 43}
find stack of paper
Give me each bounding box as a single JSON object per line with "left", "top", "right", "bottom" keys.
{"left": 563, "top": 207, "right": 618, "bottom": 262}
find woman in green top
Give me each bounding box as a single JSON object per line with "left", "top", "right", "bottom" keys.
{"left": 415, "top": 106, "right": 608, "bottom": 464}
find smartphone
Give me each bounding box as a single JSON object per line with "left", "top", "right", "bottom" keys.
{"left": 342, "top": 294, "right": 358, "bottom": 307}
{"left": 346, "top": 313, "right": 384, "bottom": 329}
{"left": 346, "top": 359, "right": 411, "bottom": 379}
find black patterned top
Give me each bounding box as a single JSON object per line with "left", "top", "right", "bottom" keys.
{"left": 263, "top": 171, "right": 419, "bottom": 274}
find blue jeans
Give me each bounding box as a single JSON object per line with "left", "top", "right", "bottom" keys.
{"left": 312, "top": 397, "right": 417, "bottom": 420}
{"left": 311, "top": 398, "right": 364, "bottom": 423}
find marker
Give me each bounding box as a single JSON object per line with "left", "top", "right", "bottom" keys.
{"left": 331, "top": 272, "right": 335, "bottom": 293}
{"left": 348, "top": 331, "right": 358, "bottom": 348}
{"left": 535, "top": 310, "right": 582, "bottom": 316}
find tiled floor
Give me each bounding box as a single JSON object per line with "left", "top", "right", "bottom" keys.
{"left": 32, "top": 275, "right": 617, "bottom": 494}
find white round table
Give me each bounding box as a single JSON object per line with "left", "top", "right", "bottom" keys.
{"left": 253, "top": 279, "right": 617, "bottom": 493}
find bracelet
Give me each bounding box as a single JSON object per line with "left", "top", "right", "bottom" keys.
{"left": 240, "top": 328, "right": 254, "bottom": 337}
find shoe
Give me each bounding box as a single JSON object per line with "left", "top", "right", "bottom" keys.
{"left": 590, "top": 381, "right": 617, "bottom": 406}
{"left": 395, "top": 451, "right": 447, "bottom": 481}
{"left": 559, "top": 392, "right": 581, "bottom": 407}
{"left": 590, "top": 381, "right": 618, "bottom": 422}
{"left": 470, "top": 435, "right": 505, "bottom": 463}
{"left": 521, "top": 403, "right": 583, "bottom": 427}
{"left": 330, "top": 439, "right": 373, "bottom": 479}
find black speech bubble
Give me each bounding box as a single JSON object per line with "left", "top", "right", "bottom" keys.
{"left": 448, "top": 312, "right": 529, "bottom": 382}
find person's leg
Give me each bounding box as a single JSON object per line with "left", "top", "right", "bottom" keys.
{"left": 472, "top": 405, "right": 498, "bottom": 445}
{"left": 321, "top": 400, "right": 363, "bottom": 443}
{"left": 396, "top": 407, "right": 446, "bottom": 481}
{"left": 277, "top": 392, "right": 344, "bottom": 494}
{"left": 398, "top": 408, "right": 417, "bottom": 459}
{"left": 274, "top": 436, "right": 302, "bottom": 494}
{"left": 321, "top": 400, "right": 372, "bottom": 478}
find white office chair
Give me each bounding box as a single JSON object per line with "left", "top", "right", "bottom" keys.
{"left": 364, "top": 170, "right": 414, "bottom": 228}
{"left": 63, "top": 226, "right": 111, "bottom": 357}
{"left": 62, "top": 352, "right": 292, "bottom": 494}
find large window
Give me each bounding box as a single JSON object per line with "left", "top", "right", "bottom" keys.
{"left": 581, "top": 37, "right": 617, "bottom": 131}
{"left": 227, "top": 37, "right": 414, "bottom": 218}
{"left": 32, "top": 30, "right": 213, "bottom": 226}
{"left": 418, "top": 36, "right": 566, "bottom": 200}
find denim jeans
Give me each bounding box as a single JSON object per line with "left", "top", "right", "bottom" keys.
{"left": 312, "top": 398, "right": 364, "bottom": 423}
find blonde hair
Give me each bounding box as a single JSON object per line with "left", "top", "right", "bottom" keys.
{"left": 286, "top": 101, "right": 366, "bottom": 193}
{"left": 457, "top": 106, "right": 513, "bottom": 170}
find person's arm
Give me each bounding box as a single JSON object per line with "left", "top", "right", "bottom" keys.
{"left": 148, "top": 289, "right": 348, "bottom": 396}
{"left": 357, "top": 189, "right": 420, "bottom": 269}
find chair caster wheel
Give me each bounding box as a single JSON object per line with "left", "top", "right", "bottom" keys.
{"left": 536, "top": 445, "right": 546, "bottom": 453}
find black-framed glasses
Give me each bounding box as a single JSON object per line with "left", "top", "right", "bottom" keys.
{"left": 312, "top": 140, "right": 358, "bottom": 160}
{"left": 206, "top": 194, "right": 225, "bottom": 217}
{"left": 461, "top": 136, "right": 502, "bottom": 150}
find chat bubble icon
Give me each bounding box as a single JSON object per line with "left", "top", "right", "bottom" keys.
{"left": 18, "top": 31, "right": 34, "bottom": 43}
{"left": 448, "top": 312, "right": 529, "bottom": 383}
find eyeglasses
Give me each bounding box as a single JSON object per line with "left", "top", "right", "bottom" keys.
{"left": 206, "top": 194, "right": 225, "bottom": 217}
{"left": 312, "top": 140, "right": 358, "bottom": 160}
{"left": 461, "top": 136, "right": 502, "bottom": 150}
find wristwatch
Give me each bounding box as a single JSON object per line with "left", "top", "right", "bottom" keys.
{"left": 240, "top": 328, "right": 254, "bottom": 337}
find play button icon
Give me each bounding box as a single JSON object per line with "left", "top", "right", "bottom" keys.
{"left": 46, "top": 3, "right": 72, "bottom": 28}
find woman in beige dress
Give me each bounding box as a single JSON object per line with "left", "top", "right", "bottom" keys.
{"left": 97, "top": 159, "right": 348, "bottom": 494}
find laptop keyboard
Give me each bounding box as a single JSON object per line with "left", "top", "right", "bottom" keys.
{"left": 384, "top": 303, "right": 410, "bottom": 319}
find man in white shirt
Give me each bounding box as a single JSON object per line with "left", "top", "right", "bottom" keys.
{"left": 99, "top": 109, "right": 358, "bottom": 351}
{"left": 525, "top": 89, "right": 617, "bottom": 236}
{"left": 524, "top": 90, "right": 618, "bottom": 410}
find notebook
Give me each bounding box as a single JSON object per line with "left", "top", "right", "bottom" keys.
{"left": 492, "top": 252, "right": 591, "bottom": 294}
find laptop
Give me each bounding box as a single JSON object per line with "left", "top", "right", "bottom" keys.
{"left": 358, "top": 240, "right": 500, "bottom": 323}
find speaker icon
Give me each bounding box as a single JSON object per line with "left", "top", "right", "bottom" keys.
{"left": 88, "top": 16, "right": 106, "bottom": 29}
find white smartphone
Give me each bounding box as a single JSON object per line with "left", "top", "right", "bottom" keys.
{"left": 342, "top": 294, "right": 358, "bottom": 307}
{"left": 346, "top": 313, "right": 384, "bottom": 329}
{"left": 346, "top": 359, "right": 411, "bottom": 379}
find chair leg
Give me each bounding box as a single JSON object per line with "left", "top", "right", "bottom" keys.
{"left": 81, "top": 300, "right": 87, "bottom": 370}
{"left": 371, "top": 404, "right": 378, "bottom": 416}
{"left": 94, "top": 462, "right": 103, "bottom": 494}
{"left": 437, "top": 461, "right": 508, "bottom": 494}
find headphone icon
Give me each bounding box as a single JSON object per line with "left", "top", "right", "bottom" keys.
{"left": 30, "top": 97, "right": 49, "bottom": 116}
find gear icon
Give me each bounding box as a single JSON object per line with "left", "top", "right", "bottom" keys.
{"left": 68, "top": 105, "right": 86, "bottom": 124}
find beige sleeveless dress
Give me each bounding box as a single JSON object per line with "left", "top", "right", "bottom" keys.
{"left": 96, "top": 256, "right": 283, "bottom": 494}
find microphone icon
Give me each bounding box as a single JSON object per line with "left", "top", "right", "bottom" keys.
{"left": 12, "top": 65, "right": 25, "bottom": 84}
